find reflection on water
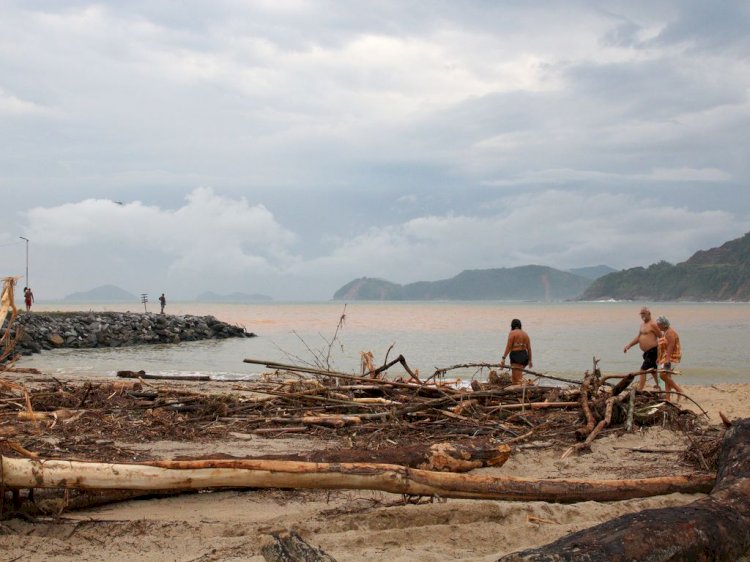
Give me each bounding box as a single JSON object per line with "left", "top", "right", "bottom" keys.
{"left": 21, "top": 301, "right": 750, "bottom": 384}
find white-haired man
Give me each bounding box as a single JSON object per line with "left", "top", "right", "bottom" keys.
{"left": 623, "top": 306, "right": 661, "bottom": 391}
{"left": 656, "top": 315, "right": 685, "bottom": 402}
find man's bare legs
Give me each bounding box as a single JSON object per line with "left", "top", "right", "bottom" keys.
{"left": 636, "top": 370, "right": 660, "bottom": 391}
{"left": 661, "top": 371, "right": 684, "bottom": 402}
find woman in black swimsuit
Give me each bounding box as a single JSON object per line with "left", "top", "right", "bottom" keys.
{"left": 501, "top": 318, "right": 532, "bottom": 385}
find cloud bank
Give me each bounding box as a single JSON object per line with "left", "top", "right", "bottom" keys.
{"left": 0, "top": 1, "right": 747, "bottom": 299}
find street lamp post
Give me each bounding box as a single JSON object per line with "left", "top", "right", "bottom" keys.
{"left": 19, "top": 236, "right": 29, "bottom": 287}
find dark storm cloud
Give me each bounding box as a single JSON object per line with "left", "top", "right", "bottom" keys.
{"left": 651, "top": 0, "right": 750, "bottom": 54}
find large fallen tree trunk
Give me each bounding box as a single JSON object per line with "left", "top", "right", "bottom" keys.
{"left": 0, "top": 455, "right": 712, "bottom": 503}
{"left": 498, "top": 418, "right": 750, "bottom": 561}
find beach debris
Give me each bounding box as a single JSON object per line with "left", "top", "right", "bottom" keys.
{"left": 360, "top": 351, "right": 374, "bottom": 374}
{"left": 0, "top": 276, "right": 21, "bottom": 366}
{"left": 0, "top": 355, "right": 706, "bottom": 466}
{"left": 262, "top": 530, "right": 338, "bottom": 562}
{"left": 254, "top": 441, "right": 511, "bottom": 472}
{"left": 497, "top": 418, "right": 750, "bottom": 562}
{"left": 116, "top": 370, "right": 211, "bottom": 382}
{"left": 0, "top": 454, "right": 714, "bottom": 502}
{"left": 0, "top": 352, "right": 717, "bottom": 517}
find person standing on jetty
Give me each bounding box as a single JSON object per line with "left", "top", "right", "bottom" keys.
{"left": 501, "top": 318, "right": 532, "bottom": 385}
{"left": 23, "top": 286, "right": 34, "bottom": 312}
{"left": 159, "top": 293, "right": 166, "bottom": 314}
{"left": 656, "top": 315, "right": 685, "bottom": 402}
{"left": 623, "top": 306, "right": 661, "bottom": 391}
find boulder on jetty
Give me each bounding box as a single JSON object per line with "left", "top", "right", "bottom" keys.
{"left": 9, "top": 312, "right": 252, "bottom": 356}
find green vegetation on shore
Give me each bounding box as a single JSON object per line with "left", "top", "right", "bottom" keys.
{"left": 581, "top": 231, "right": 750, "bottom": 301}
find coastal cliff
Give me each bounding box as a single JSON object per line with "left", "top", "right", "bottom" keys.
{"left": 580, "top": 231, "right": 750, "bottom": 301}
{"left": 9, "top": 312, "right": 252, "bottom": 357}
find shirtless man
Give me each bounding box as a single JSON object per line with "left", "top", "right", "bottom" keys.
{"left": 623, "top": 306, "right": 661, "bottom": 391}
{"left": 501, "top": 318, "right": 532, "bottom": 385}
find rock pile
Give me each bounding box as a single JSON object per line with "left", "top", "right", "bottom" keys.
{"left": 9, "top": 312, "right": 253, "bottom": 356}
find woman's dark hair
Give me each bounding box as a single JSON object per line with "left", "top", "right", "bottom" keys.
{"left": 511, "top": 318, "right": 522, "bottom": 330}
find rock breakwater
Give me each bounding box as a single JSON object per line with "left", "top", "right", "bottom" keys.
{"left": 10, "top": 312, "right": 253, "bottom": 356}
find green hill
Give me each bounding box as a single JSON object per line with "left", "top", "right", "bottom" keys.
{"left": 333, "top": 266, "right": 592, "bottom": 301}
{"left": 580, "top": 231, "right": 750, "bottom": 301}
{"left": 568, "top": 265, "right": 617, "bottom": 280}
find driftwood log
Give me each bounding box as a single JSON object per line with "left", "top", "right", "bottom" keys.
{"left": 117, "top": 370, "right": 211, "bottom": 381}
{"left": 498, "top": 418, "right": 750, "bottom": 561}
{"left": 254, "top": 441, "right": 512, "bottom": 472}
{"left": 0, "top": 456, "right": 712, "bottom": 503}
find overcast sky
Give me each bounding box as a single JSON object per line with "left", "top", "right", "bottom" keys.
{"left": 1, "top": 1, "right": 749, "bottom": 301}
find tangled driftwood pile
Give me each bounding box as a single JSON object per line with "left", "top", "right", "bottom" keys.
{"left": 237, "top": 356, "right": 707, "bottom": 453}
{"left": 0, "top": 351, "right": 743, "bottom": 559}
{"left": 0, "top": 353, "right": 714, "bottom": 463}
{"left": 0, "top": 366, "right": 717, "bottom": 513}
{"left": 0, "top": 352, "right": 720, "bottom": 510}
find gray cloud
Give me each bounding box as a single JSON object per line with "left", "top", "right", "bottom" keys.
{"left": 1, "top": 1, "right": 748, "bottom": 300}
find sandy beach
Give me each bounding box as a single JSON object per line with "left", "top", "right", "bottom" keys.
{"left": 1, "top": 378, "right": 748, "bottom": 562}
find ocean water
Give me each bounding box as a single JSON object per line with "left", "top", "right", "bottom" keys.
{"left": 18, "top": 301, "right": 750, "bottom": 385}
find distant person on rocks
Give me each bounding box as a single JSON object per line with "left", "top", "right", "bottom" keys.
{"left": 501, "top": 318, "right": 532, "bottom": 385}
{"left": 623, "top": 306, "right": 661, "bottom": 391}
{"left": 159, "top": 293, "right": 166, "bottom": 314}
{"left": 656, "top": 315, "right": 685, "bottom": 402}
{"left": 23, "top": 286, "right": 34, "bottom": 312}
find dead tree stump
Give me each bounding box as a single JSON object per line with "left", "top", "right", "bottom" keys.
{"left": 262, "top": 530, "right": 337, "bottom": 562}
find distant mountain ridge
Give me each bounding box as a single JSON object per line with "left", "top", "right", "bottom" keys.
{"left": 334, "top": 265, "right": 593, "bottom": 301}
{"left": 63, "top": 285, "right": 137, "bottom": 302}
{"left": 195, "top": 291, "right": 273, "bottom": 303}
{"left": 581, "top": 231, "right": 750, "bottom": 301}
{"left": 568, "top": 265, "right": 617, "bottom": 279}
{"left": 61, "top": 287, "right": 273, "bottom": 303}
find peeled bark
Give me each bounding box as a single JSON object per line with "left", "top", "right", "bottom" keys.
{"left": 0, "top": 455, "right": 712, "bottom": 503}
{"left": 498, "top": 418, "right": 750, "bottom": 561}
{"left": 263, "top": 415, "right": 363, "bottom": 427}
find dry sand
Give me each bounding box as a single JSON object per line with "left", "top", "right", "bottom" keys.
{"left": 1, "top": 382, "right": 748, "bottom": 561}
